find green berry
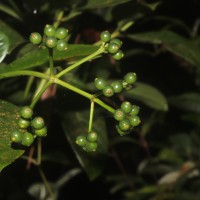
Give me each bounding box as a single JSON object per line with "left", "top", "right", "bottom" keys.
{"left": 94, "top": 78, "right": 106, "bottom": 90}
{"left": 84, "top": 141, "right": 97, "bottom": 152}
{"left": 112, "top": 50, "right": 124, "bottom": 60}
{"left": 107, "top": 43, "right": 120, "bottom": 54}
{"left": 21, "top": 132, "right": 34, "bottom": 146}
{"left": 116, "top": 125, "right": 130, "bottom": 136}
{"left": 121, "top": 101, "right": 132, "bottom": 114}
{"left": 29, "top": 32, "right": 42, "bottom": 45}
{"left": 20, "top": 106, "right": 33, "bottom": 119}
{"left": 122, "top": 80, "right": 128, "bottom": 88}
{"left": 110, "top": 38, "right": 123, "bottom": 48}
{"left": 103, "top": 86, "right": 115, "bottom": 97}
{"left": 119, "top": 119, "right": 131, "bottom": 131}
{"left": 114, "top": 109, "right": 125, "bottom": 121}
{"left": 32, "top": 117, "right": 45, "bottom": 129}
{"left": 111, "top": 81, "right": 123, "bottom": 93}
{"left": 124, "top": 72, "right": 137, "bottom": 84}
{"left": 34, "top": 126, "right": 47, "bottom": 137}
{"left": 100, "top": 31, "right": 111, "bottom": 43}
{"left": 56, "top": 40, "right": 68, "bottom": 51}
{"left": 130, "top": 105, "right": 140, "bottom": 115}
{"left": 45, "top": 37, "right": 57, "bottom": 48}
{"left": 129, "top": 115, "right": 141, "bottom": 127}
{"left": 55, "top": 27, "right": 68, "bottom": 39}
{"left": 87, "top": 131, "right": 98, "bottom": 142}
{"left": 76, "top": 135, "right": 87, "bottom": 147}
{"left": 44, "top": 24, "right": 56, "bottom": 37}
{"left": 17, "top": 118, "right": 30, "bottom": 129}
{"left": 10, "top": 130, "right": 23, "bottom": 143}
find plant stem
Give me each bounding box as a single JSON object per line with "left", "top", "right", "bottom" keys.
{"left": 37, "top": 138, "right": 42, "bottom": 165}
{"left": 88, "top": 100, "right": 95, "bottom": 132}
{"left": 49, "top": 49, "right": 55, "bottom": 77}
{"left": 23, "top": 76, "right": 34, "bottom": 100}
{"left": 56, "top": 46, "right": 105, "bottom": 78}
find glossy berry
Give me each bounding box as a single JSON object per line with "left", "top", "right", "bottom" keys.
{"left": 44, "top": 24, "right": 56, "bottom": 37}
{"left": 55, "top": 27, "right": 68, "bottom": 39}
{"left": 111, "top": 81, "right": 123, "bottom": 93}
{"left": 130, "top": 105, "right": 140, "bottom": 115}
{"left": 119, "top": 119, "right": 131, "bottom": 131}
{"left": 35, "top": 126, "right": 47, "bottom": 137}
{"left": 87, "top": 131, "right": 98, "bottom": 142}
{"left": 129, "top": 115, "right": 141, "bottom": 127}
{"left": 124, "top": 72, "right": 137, "bottom": 84}
{"left": 29, "top": 32, "right": 42, "bottom": 45}
{"left": 103, "top": 86, "right": 115, "bottom": 97}
{"left": 114, "top": 109, "right": 125, "bottom": 121}
{"left": 116, "top": 125, "right": 130, "bottom": 136}
{"left": 110, "top": 38, "right": 123, "bottom": 48}
{"left": 112, "top": 50, "right": 124, "bottom": 60}
{"left": 10, "top": 130, "right": 23, "bottom": 143}
{"left": 121, "top": 101, "right": 132, "bottom": 114}
{"left": 100, "top": 31, "right": 111, "bottom": 43}
{"left": 56, "top": 40, "right": 68, "bottom": 51}
{"left": 21, "top": 132, "right": 34, "bottom": 146}
{"left": 20, "top": 106, "right": 33, "bottom": 119}
{"left": 17, "top": 118, "right": 30, "bottom": 129}
{"left": 84, "top": 141, "right": 97, "bottom": 152}
{"left": 32, "top": 117, "right": 45, "bottom": 129}
{"left": 107, "top": 43, "right": 120, "bottom": 54}
{"left": 94, "top": 78, "right": 106, "bottom": 90}
{"left": 45, "top": 37, "right": 57, "bottom": 48}
{"left": 76, "top": 135, "right": 87, "bottom": 147}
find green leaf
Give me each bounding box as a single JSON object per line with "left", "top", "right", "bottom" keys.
{"left": 0, "top": 99, "right": 24, "bottom": 171}
{"left": 124, "top": 82, "right": 168, "bottom": 111}
{"left": 61, "top": 110, "right": 108, "bottom": 180}
{"left": 138, "top": 0, "right": 161, "bottom": 11}
{"left": 0, "top": 44, "right": 99, "bottom": 74}
{"left": 0, "top": 32, "right": 9, "bottom": 63}
{"left": 128, "top": 30, "right": 200, "bottom": 68}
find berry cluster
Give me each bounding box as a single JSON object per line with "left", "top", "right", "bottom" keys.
{"left": 100, "top": 31, "right": 124, "bottom": 60}
{"left": 114, "top": 101, "right": 140, "bottom": 136}
{"left": 76, "top": 131, "right": 98, "bottom": 152}
{"left": 29, "top": 24, "right": 68, "bottom": 51}
{"left": 94, "top": 72, "right": 137, "bottom": 97}
{"left": 10, "top": 106, "right": 47, "bottom": 147}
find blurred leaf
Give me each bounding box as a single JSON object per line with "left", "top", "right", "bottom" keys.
{"left": 61, "top": 110, "right": 108, "bottom": 180}
{"left": 138, "top": 0, "right": 161, "bottom": 11}
{"left": 124, "top": 82, "right": 168, "bottom": 111}
{"left": 0, "top": 32, "right": 9, "bottom": 63}
{"left": 0, "top": 99, "right": 24, "bottom": 171}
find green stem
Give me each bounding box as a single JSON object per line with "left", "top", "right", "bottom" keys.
{"left": 56, "top": 46, "right": 105, "bottom": 78}
{"left": 23, "top": 76, "right": 35, "bottom": 100}
{"left": 88, "top": 100, "right": 95, "bottom": 132}
{"left": 49, "top": 49, "right": 55, "bottom": 77}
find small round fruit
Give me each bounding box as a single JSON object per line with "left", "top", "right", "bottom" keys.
{"left": 35, "top": 126, "right": 47, "bottom": 137}
{"left": 87, "top": 131, "right": 98, "bottom": 142}
{"left": 44, "top": 24, "right": 56, "bottom": 37}
{"left": 129, "top": 115, "right": 141, "bottom": 127}
{"left": 116, "top": 125, "right": 130, "bottom": 136}
{"left": 119, "top": 119, "right": 131, "bottom": 131}
{"left": 21, "top": 132, "right": 34, "bottom": 146}
{"left": 45, "top": 37, "right": 57, "bottom": 48}
{"left": 17, "top": 118, "right": 30, "bottom": 129}
{"left": 32, "top": 117, "right": 45, "bottom": 129}
{"left": 130, "top": 105, "right": 140, "bottom": 115}
{"left": 29, "top": 32, "right": 42, "bottom": 45}
{"left": 100, "top": 31, "right": 111, "bottom": 43}
{"left": 56, "top": 40, "right": 68, "bottom": 51}
{"left": 10, "top": 130, "right": 23, "bottom": 143}
{"left": 103, "top": 86, "right": 115, "bottom": 97}
{"left": 111, "top": 81, "right": 123, "bottom": 93}
{"left": 85, "top": 141, "right": 97, "bottom": 152}
{"left": 107, "top": 43, "right": 120, "bottom": 54}
{"left": 94, "top": 78, "right": 106, "bottom": 90}
{"left": 110, "top": 38, "right": 123, "bottom": 48}
{"left": 121, "top": 101, "right": 132, "bottom": 114}
{"left": 124, "top": 72, "right": 137, "bottom": 84}
{"left": 114, "top": 109, "right": 125, "bottom": 121}
{"left": 112, "top": 50, "right": 124, "bottom": 60}
{"left": 20, "top": 106, "right": 33, "bottom": 119}
{"left": 76, "top": 135, "right": 87, "bottom": 147}
{"left": 55, "top": 27, "right": 68, "bottom": 39}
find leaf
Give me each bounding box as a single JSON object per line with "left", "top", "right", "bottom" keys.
{"left": 0, "top": 45, "right": 99, "bottom": 74}
{"left": 128, "top": 30, "right": 200, "bottom": 68}
{"left": 123, "top": 82, "right": 168, "bottom": 111}
{"left": 0, "top": 32, "right": 9, "bottom": 63}
{"left": 61, "top": 110, "right": 108, "bottom": 180}
{"left": 0, "top": 99, "right": 24, "bottom": 171}
{"left": 138, "top": 0, "right": 161, "bottom": 11}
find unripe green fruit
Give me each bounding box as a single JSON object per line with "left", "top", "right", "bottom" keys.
{"left": 76, "top": 135, "right": 87, "bottom": 147}
{"left": 116, "top": 125, "right": 130, "bottom": 136}
{"left": 110, "top": 38, "right": 123, "bottom": 48}
{"left": 44, "top": 24, "right": 56, "bottom": 37}
{"left": 21, "top": 132, "right": 34, "bottom": 146}
{"left": 124, "top": 72, "right": 137, "bottom": 84}
{"left": 35, "top": 126, "right": 47, "bottom": 137}
{"left": 130, "top": 105, "right": 140, "bottom": 115}
{"left": 56, "top": 40, "right": 68, "bottom": 51}
{"left": 29, "top": 32, "right": 42, "bottom": 45}
{"left": 20, "top": 106, "right": 33, "bottom": 119}
{"left": 87, "top": 131, "right": 98, "bottom": 142}
{"left": 17, "top": 118, "right": 30, "bottom": 129}
{"left": 111, "top": 81, "right": 123, "bottom": 93}
{"left": 112, "top": 50, "right": 124, "bottom": 60}
{"left": 32, "top": 117, "right": 45, "bottom": 129}
{"left": 10, "top": 130, "right": 23, "bottom": 143}
{"left": 121, "top": 101, "right": 132, "bottom": 114}
{"left": 103, "top": 86, "right": 115, "bottom": 97}
{"left": 129, "top": 115, "right": 141, "bottom": 127}
{"left": 100, "top": 31, "right": 111, "bottom": 43}
{"left": 119, "top": 119, "right": 131, "bottom": 131}
{"left": 55, "top": 27, "right": 68, "bottom": 39}
{"left": 107, "top": 43, "right": 120, "bottom": 54}
{"left": 84, "top": 141, "right": 97, "bottom": 152}
{"left": 45, "top": 37, "right": 57, "bottom": 48}
{"left": 94, "top": 78, "right": 106, "bottom": 90}
{"left": 114, "top": 109, "right": 125, "bottom": 121}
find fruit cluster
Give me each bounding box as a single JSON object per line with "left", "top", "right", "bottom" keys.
{"left": 114, "top": 101, "right": 140, "bottom": 136}
{"left": 10, "top": 106, "right": 47, "bottom": 146}
{"left": 75, "top": 131, "right": 98, "bottom": 152}
{"left": 94, "top": 72, "right": 137, "bottom": 97}
{"left": 29, "top": 24, "right": 68, "bottom": 51}
{"left": 100, "top": 31, "right": 124, "bottom": 60}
